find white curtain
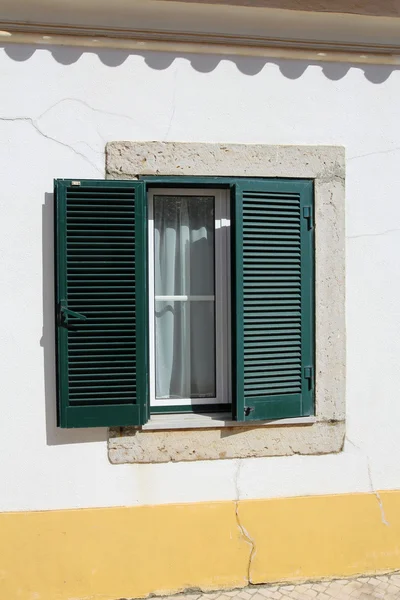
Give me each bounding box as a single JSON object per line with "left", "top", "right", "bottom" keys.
{"left": 154, "top": 195, "right": 215, "bottom": 399}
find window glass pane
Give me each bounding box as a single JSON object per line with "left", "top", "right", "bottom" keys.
{"left": 154, "top": 195, "right": 215, "bottom": 296}
{"left": 155, "top": 299, "right": 216, "bottom": 399}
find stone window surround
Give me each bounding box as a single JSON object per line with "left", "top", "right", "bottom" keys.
{"left": 106, "top": 142, "right": 345, "bottom": 463}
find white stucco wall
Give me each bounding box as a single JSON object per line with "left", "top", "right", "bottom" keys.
{"left": 1, "top": 43, "right": 399, "bottom": 512}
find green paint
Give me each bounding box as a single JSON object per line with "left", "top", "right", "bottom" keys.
{"left": 233, "top": 179, "right": 315, "bottom": 421}
{"left": 54, "top": 179, "right": 149, "bottom": 428}
{"left": 54, "top": 177, "right": 315, "bottom": 427}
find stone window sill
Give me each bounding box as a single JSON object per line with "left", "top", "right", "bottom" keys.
{"left": 109, "top": 418, "right": 344, "bottom": 463}
{"left": 142, "top": 413, "right": 317, "bottom": 431}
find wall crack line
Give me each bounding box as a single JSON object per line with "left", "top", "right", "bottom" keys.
{"left": 164, "top": 66, "right": 178, "bottom": 141}
{"left": 348, "top": 147, "right": 400, "bottom": 162}
{"left": 347, "top": 228, "right": 400, "bottom": 240}
{"left": 346, "top": 437, "right": 389, "bottom": 526}
{"left": 0, "top": 115, "right": 102, "bottom": 173}
{"left": 234, "top": 460, "right": 256, "bottom": 584}
{"left": 36, "top": 97, "right": 139, "bottom": 123}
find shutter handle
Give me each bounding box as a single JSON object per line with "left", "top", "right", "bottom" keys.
{"left": 57, "top": 302, "right": 87, "bottom": 330}
{"left": 61, "top": 306, "right": 88, "bottom": 321}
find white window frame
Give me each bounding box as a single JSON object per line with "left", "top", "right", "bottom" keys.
{"left": 148, "top": 187, "right": 231, "bottom": 408}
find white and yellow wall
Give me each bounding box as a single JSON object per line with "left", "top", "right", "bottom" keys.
{"left": 2, "top": 3, "right": 400, "bottom": 598}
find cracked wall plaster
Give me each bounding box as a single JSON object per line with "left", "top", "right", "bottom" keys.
{"left": 0, "top": 98, "right": 143, "bottom": 176}
{"left": 106, "top": 142, "right": 345, "bottom": 463}
{"left": 346, "top": 437, "right": 390, "bottom": 527}
{"left": 234, "top": 460, "right": 256, "bottom": 584}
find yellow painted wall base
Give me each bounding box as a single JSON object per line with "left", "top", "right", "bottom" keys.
{"left": 1, "top": 492, "right": 400, "bottom": 600}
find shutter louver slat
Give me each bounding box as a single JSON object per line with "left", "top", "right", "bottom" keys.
{"left": 55, "top": 179, "right": 148, "bottom": 428}
{"left": 234, "top": 180, "right": 314, "bottom": 421}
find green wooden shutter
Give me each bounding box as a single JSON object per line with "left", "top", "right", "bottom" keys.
{"left": 233, "top": 179, "right": 314, "bottom": 421}
{"left": 55, "top": 179, "right": 148, "bottom": 428}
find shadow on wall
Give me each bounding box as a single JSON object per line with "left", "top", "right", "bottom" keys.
{"left": 41, "top": 192, "right": 108, "bottom": 446}
{"left": 0, "top": 43, "right": 398, "bottom": 84}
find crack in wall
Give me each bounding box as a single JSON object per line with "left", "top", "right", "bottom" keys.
{"left": 347, "top": 228, "right": 400, "bottom": 239}
{"left": 0, "top": 114, "right": 102, "bottom": 173}
{"left": 234, "top": 460, "right": 256, "bottom": 585}
{"left": 366, "top": 462, "right": 390, "bottom": 528}
{"left": 0, "top": 96, "right": 140, "bottom": 174}
{"left": 164, "top": 67, "right": 178, "bottom": 142}
{"left": 348, "top": 147, "right": 400, "bottom": 162}
{"left": 36, "top": 97, "right": 138, "bottom": 124}
{"left": 346, "top": 437, "right": 389, "bottom": 527}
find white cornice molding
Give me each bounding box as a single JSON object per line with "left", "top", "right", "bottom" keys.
{"left": 1, "top": 0, "right": 400, "bottom": 65}
{"left": 1, "top": 21, "right": 400, "bottom": 65}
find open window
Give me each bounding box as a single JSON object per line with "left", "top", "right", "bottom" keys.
{"left": 54, "top": 177, "right": 314, "bottom": 428}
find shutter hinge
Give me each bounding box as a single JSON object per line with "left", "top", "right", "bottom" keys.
{"left": 304, "top": 366, "right": 314, "bottom": 390}
{"left": 303, "top": 206, "right": 314, "bottom": 230}
{"left": 71, "top": 180, "right": 81, "bottom": 186}
{"left": 244, "top": 406, "right": 255, "bottom": 417}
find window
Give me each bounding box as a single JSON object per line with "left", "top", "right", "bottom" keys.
{"left": 148, "top": 188, "right": 231, "bottom": 412}
{"left": 55, "top": 177, "right": 314, "bottom": 428}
